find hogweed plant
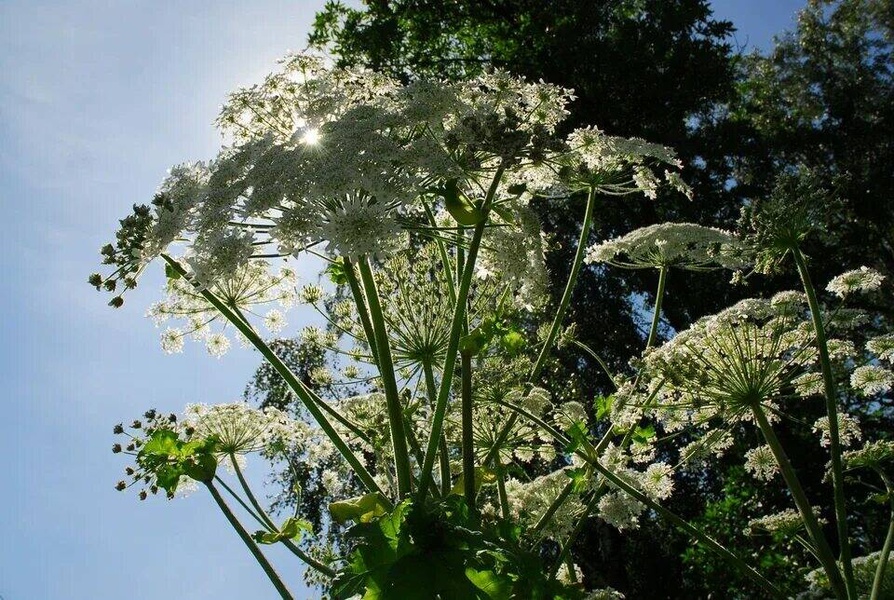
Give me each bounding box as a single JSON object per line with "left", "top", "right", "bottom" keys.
{"left": 92, "top": 54, "right": 894, "bottom": 599}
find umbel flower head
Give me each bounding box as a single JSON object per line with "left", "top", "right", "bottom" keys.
{"left": 638, "top": 294, "right": 815, "bottom": 428}
{"left": 585, "top": 222, "right": 745, "bottom": 271}
{"left": 90, "top": 51, "right": 696, "bottom": 308}
{"left": 737, "top": 167, "right": 840, "bottom": 274}
{"left": 146, "top": 262, "right": 297, "bottom": 356}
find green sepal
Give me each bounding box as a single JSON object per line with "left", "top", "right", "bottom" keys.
{"left": 631, "top": 424, "right": 656, "bottom": 445}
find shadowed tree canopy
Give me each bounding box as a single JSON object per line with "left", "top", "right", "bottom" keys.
{"left": 724, "top": 0, "right": 894, "bottom": 279}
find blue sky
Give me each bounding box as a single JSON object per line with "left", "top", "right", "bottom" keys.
{"left": 0, "top": 1, "right": 805, "bottom": 599}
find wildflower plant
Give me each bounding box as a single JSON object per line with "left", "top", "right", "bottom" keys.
{"left": 93, "top": 52, "right": 894, "bottom": 599}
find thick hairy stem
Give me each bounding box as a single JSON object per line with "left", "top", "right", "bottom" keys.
{"left": 791, "top": 246, "right": 855, "bottom": 598}
{"left": 357, "top": 258, "right": 413, "bottom": 498}
{"left": 205, "top": 481, "right": 294, "bottom": 600}
{"left": 461, "top": 350, "right": 476, "bottom": 513}
{"left": 230, "top": 453, "right": 277, "bottom": 530}
{"left": 483, "top": 185, "right": 597, "bottom": 467}
{"left": 417, "top": 166, "right": 505, "bottom": 499}
{"left": 751, "top": 401, "right": 847, "bottom": 599}
{"left": 229, "top": 454, "right": 335, "bottom": 577}
{"left": 646, "top": 265, "right": 668, "bottom": 349}
{"left": 161, "top": 255, "right": 384, "bottom": 500}
{"left": 422, "top": 202, "right": 457, "bottom": 304}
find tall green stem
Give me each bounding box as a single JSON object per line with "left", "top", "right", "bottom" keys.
{"left": 343, "top": 258, "right": 379, "bottom": 361}
{"left": 417, "top": 166, "right": 505, "bottom": 499}
{"left": 530, "top": 185, "right": 597, "bottom": 381}
{"left": 161, "top": 255, "right": 384, "bottom": 499}
{"left": 870, "top": 476, "right": 894, "bottom": 600}
{"left": 496, "top": 465, "right": 511, "bottom": 520}
{"left": 791, "top": 246, "right": 855, "bottom": 598}
{"left": 357, "top": 258, "right": 413, "bottom": 498}
{"left": 205, "top": 481, "right": 294, "bottom": 600}
{"left": 423, "top": 360, "right": 452, "bottom": 496}
{"left": 483, "top": 185, "right": 598, "bottom": 467}
{"left": 422, "top": 202, "right": 457, "bottom": 304}
{"left": 230, "top": 453, "right": 277, "bottom": 530}
{"left": 646, "top": 265, "right": 669, "bottom": 348}
{"left": 461, "top": 350, "right": 476, "bottom": 512}
{"left": 751, "top": 401, "right": 847, "bottom": 599}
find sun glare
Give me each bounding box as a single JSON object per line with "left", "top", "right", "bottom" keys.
{"left": 300, "top": 128, "right": 321, "bottom": 145}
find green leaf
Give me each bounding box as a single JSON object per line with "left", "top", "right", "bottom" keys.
{"left": 442, "top": 179, "right": 485, "bottom": 226}
{"left": 594, "top": 395, "right": 613, "bottom": 420}
{"left": 330, "top": 493, "right": 391, "bottom": 525}
{"left": 164, "top": 263, "right": 181, "bottom": 280}
{"left": 449, "top": 467, "right": 497, "bottom": 496}
{"left": 563, "top": 421, "right": 588, "bottom": 454}
{"left": 253, "top": 517, "right": 313, "bottom": 544}
{"left": 181, "top": 452, "right": 217, "bottom": 483}
{"left": 325, "top": 259, "right": 349, "bottom": 285}
{"left": 466, "top": 567, "right": 511, "bottom": 600}
{"left": 632, "top": 424, "right": 656, "bottom": 444}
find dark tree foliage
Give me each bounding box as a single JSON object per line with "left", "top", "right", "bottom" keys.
{"left": 721, "top": 0, "right": 894, "bottom": 281}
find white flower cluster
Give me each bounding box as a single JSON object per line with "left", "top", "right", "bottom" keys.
{"left": 812, "top": 414, "right": 862, "bottom": 448}
{"left": 183, "top": 402, "right": 305, "bottom": 456}
{"left": 842, "top": 439, "right": 894, "bottom": 470}
{"left": 476, "top": 204, "right": 549, "bottom": 311}
{"left": 504, "top": 469, "right": 586, "bottom": 539}
{"left": 586, "top": 222, "right": 745, "bottom": 271}
{"left": 147, "top": 262, "right": 297, "bottom": 356}
{"left": 802, "top": 550, "right": 894, "bottom": 599}
{"left": 99, "top": 49, "right": 698, "bottom": 309}
{"left": 638, "top": 295, "right": 813, "bottom": 428}
{"left": 867, "top": 334, "right": 894, "bottom": 363}
{"left": 748, "top": 507, "right": 825, "bottom": 536}
{"left": 744, "top": 445, "right": 778, "bottom": 481}
{"left": 825, "top": 266, "right": 885, "bottom": 298}
{"left": 850, "top": 364, "right": 894, "bottom": 396}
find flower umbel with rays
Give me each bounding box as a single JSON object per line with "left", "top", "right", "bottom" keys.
{"left": 640, "top": 295, "right": 815, "bottom": 429}
{"left": 147, "top": 262, "right": 297, "bottom": 356}
{"left": 586, "top": 222, "right": 745, "bottom": 272}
